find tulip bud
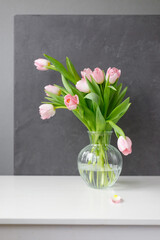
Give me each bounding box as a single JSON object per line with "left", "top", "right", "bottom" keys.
{"left": 117, "top": 136, "right": 132, "bottom": 156}
{"left": 34, "top": 58, "right": 50, "bottom": 71}
{"left": 64, "top": 94, "right": 79, "bottom": 110}
{"left": 81, "top": 68, "right": 93, "bottom": 81}
{"left": 39, "top": 104, "right": 55, "bottom": 120}
{"left": 76, "top": 79, "right": 90, "bottom": 93}
{"left": 92, "top": 67, "right": 104, "bottom": 84}
{"left": 106, "top": 67, "right": 121, "bottom": 84}
{"left": 44, "top": 85, "right": 61, "bottom": 96}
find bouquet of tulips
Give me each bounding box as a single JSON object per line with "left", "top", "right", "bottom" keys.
{"left": 34, "top": 55, "right": 132, "bottom": 158}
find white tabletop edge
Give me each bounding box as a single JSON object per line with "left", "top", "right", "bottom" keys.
{"left": 0, "top": 219, "right": 160, "bottom": 226}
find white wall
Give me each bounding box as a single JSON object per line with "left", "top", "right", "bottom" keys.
{"left": 0, "top": 0, "right": 160, "bottom": 175}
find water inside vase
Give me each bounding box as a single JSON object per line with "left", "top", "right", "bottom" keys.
{"left": 78, "top": 162, "right": 121, "bottom": 188}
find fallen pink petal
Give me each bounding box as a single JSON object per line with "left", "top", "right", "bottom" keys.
{"left": 111, "top": 195, "right": 122, "bottom": 203}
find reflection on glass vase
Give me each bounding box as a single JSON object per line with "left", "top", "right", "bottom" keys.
{"left": 78, "top": 131, "right": 123, "bottom": 189}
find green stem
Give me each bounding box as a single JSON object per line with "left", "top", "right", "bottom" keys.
{"left": 86, "top": 133, "right": 117, "bottom": 188}
{"left": 55, "top": 106, "right": 67, "bottom": 109}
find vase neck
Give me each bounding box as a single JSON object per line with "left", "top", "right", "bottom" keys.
{"left": 88, "top": 131, "right": 112, "bottom": 145}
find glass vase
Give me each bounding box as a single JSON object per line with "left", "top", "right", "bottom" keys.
{"left": 77, "top": 131, "right": 123, "bottom": 189}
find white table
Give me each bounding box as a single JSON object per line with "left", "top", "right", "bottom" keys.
{"left": 0, "top": 176, "right": 160, "bottom": 240}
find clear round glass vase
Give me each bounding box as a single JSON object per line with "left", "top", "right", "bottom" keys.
{"left": 77, "top": 131, "right": 123, "bottom": 189}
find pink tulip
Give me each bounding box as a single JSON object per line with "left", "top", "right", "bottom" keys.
{"left": 92, "top": 67, "right": 104, "bottom": 84}
{"left": 76, "top": 68, "right": 93, "bottom": 93}
{"left": 44, "top": 85, "right": 61, "bottom": 96}
{"left": 117, "top": 136, "right": 132, "bottom": 156}
{"left": 81, "top": 68, "right": 93, "bottom": 81}
{"left": 34, "top": 58, "right": 50, "bottom": 71}
{"left": 64, "top": 94, "right": 79, "bottom": 110}
{"left": 39, "top": 104, "right": 55, "bottom": 120}
{"left": 76, "top": 78, "right": 90, "bottom": 93}
{"left": 106, "top": 67, "right": 121, "bottom": 84}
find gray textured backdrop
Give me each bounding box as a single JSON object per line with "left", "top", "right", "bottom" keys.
{"left": 14, "top": 15, "right": 160, "bottom": 175}
{"left": 1, "top": 0, "right": 160, "bottom": 176}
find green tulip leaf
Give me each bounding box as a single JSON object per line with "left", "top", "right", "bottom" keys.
{"left": 107, "top": 97, "right": 130, "bottom": 121}
{"left": 116, "top": 87, "right": 128, "bottom": 106}
{"left": 90, "top": 76, "right": 101, "bottom": 96}
{"left": 44, "top": 54, "right": 76, "bottom": 84}
{"left": 61, "top": 75, "right": 74, "bottom": 95}
{"left": 84, "top": 92, "right": 100, "bottom": 105}
{"left": 66, "top": 57, "right": 81, "bottom": 82}
{"left": 96, "top": 106, "right": 106, "bottom": 132}
{"left": 103, "top": 82, "right": 110, "bottom": 118}
{"left": 107, "top": 120, "right": 125, "bottom": 138}
{"left": 45, "top": 94, "right": 65, "bottom": 106}
{"left": 107, "top": 86, "right": 117, "bottom": 91}
{"left": 113, "top": 103, "right": 131, "bottom": 124}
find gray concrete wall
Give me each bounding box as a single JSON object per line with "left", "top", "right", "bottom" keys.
{"left": 0, "top": 0, "right": 160, "bottom": 175}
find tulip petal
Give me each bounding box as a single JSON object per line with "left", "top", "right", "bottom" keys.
{"left": 117, "top": 136, "right": 132, "bottom": 156}
{"left": 126, "top": 136, "right": 132, "bottom": 148}
{"left": 34, "top": 58, "right": 50, "bottom": 71}
{"left": 111, "top": 194, "right": 122, "bottom": 204}
{"left": 117, "top": 136, "right": 128, "bottom": 152}
{"left": 76, "top": 79, "right": 90, "bottom": 93}
{"left": 39, "top": 104, "right": 55, "bottom": 120}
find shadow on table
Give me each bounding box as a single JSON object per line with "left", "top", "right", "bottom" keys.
{"left": 112, "top": 177, "right": 155, "bottom": 191}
